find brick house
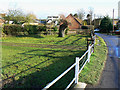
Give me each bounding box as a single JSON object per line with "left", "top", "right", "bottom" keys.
{"left": 112, "top": 19, "right": 119, "bottom": 25}
{"left": 66, "top": 14, "right": 82, "bottom": 29}
{"left": 92, "top": 18, "right": 102, "bottom": 29}
{"left": 0, "top": 13, "right": 5, "bottom": 26}
{"left": 0, "top": 19, "right": 5, "bottom": 26}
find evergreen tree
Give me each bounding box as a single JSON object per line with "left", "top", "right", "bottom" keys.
{"left": 100, "top": 16, "right": 113, "bottom": 33}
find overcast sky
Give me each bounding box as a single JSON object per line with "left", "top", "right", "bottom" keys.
{"left": 0, "top": 0, "right": 119, "bottom": 19}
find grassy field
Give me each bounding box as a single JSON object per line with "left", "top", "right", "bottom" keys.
{"left": 1, "top": 34, "right": 107, "bottom": 89}
{"left": 2, "top": 34, "right": 88, "bottom": 88}
{"left": 2, "top": 34, "right": 87, "bottom": 46}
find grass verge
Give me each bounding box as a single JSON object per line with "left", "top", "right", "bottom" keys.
{"left": 79, "top": 36, "right": 108, "bottom": 85}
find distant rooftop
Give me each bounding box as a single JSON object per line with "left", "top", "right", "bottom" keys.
{"left": 47, "top": 16, "right": 60, "bottom": 18}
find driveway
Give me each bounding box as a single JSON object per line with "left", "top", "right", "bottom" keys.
{"left": 86, "top": 33, "right": 120, "bottom": 89}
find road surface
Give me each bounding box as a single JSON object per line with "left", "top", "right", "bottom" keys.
{"left": 87, "top": 33, "right": 120, "bottom": 89}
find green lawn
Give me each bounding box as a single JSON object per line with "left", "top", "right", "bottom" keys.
{"left": 2, "top": 34, "right": 87, "bottom": 46}
{"left": 2, "top": 34, "right": 88, "bottom": 88}
{"left": 1, "top": 34, "right": 107, "bottom": 88}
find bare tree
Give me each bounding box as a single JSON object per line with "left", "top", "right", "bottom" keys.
{"left": 3, "top": 9, "right": 37, "bottom": 24}
{"left": 96, "top": 14, "right": 104, "bottom": 19}
{"left": 88, "top": 7, "right": 94, "bottom": 18}
{"left": 58, "top": 14, "right": 68, "bottom": 37}
{"left": 77, "top": 9, "right": 85, "bottom": 20}
{"left": 59, "top": 14, "right": 66, "bottom": 20}
{"left": 26, "top": 12, "right": 37, "bottom": 23}
{"left": 88, "top": 7, "right": 94, "bottom": 25}
{"left": 86, "top": 14, "right": 91, "bottom": 25}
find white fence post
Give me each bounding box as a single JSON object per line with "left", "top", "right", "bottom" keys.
{"left": 43, "top": 42, "right": 95, "bottom": 89}
{"left": 93, "top": 35, "right": 96, "bottom": 44}
{"left": 75, "top": 57, "right": 79, "bottom": 84}
{"left": 87, "top": 45, "right": 91, "bottom": 63}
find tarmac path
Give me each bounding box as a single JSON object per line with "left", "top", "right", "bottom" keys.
{"left": 91, "top": 33, "right": 120, "bottom": 89}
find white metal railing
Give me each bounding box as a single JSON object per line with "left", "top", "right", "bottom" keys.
{"left": 43, "top": 35, "right": 96, "bottom": 90}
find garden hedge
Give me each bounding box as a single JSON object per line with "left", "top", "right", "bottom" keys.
{"left": 3, "top": 24, "right": 23, "bottom": 36}
{"left": 3, "top": 24, "right": 47, "bottom": 36}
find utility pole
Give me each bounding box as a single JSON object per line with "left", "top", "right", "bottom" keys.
{"left": 94, "top": 14, "right": 95, "bottom": 28}
{"left": 113, "top": 9, "right": 114, "bottom": 32}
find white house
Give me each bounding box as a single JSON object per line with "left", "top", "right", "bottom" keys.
{"left": 47, "top": 16, "right": 60, "bottom": 25}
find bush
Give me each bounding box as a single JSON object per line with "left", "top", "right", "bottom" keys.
{"left": 3, "top": 24, "right": 23, "bottom": 36}
{"left": 3, "top": 24, "right": 47, "bottom": 36}
{"left": 37, "top": 25, "right": 47, "bottom": 32}
{"left": 81, "top": 26, "right": 88, "bottom": 29}
{"left": 52, "top": 26, "right": 58, "bottom": 32}
{"left": 100, "top": 16, "right": 113, "bottom": 33}
{"left": 24, "top": 25, "right": 38, "bottom": 34}
{"left": 65, "top": 28, "right": 69, "bottom": 35}
{"left": 114, "top": 25, "right": 118, "bottom": 30}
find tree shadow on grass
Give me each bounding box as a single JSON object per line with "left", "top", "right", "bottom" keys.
{"left": 2, "top": 48, "right": 86, "bottom": 89}
{"left": 55, "top": 35, "right": 76, "bottom": 44}
{"left": 55, "top": 34, "right": 90, "bottom": 46}
{"left": 16, "top": 35, "right": 44, "bottom": 38}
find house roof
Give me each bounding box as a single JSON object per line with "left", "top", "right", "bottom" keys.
{"left": 74, "top": 17, "right": 82, "bottom": 25}
{"left": 112, "top": 19, "right": 119, "bottom": 21}
{"left": 66, "top": 14, "right": 82, "bottom": 25}
{"left": 0, "top": 13, "right": 6, "bottom": 18}
{"left": 0, "top": 18, "right": 5, "bottom": 23}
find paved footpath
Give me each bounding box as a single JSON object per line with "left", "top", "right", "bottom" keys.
{"left": 86, "top": 33, "right": 120, "bottom": 89}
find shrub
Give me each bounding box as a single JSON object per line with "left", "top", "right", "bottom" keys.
{"left": 100, "top": 16, "right": 113, "bottom": 33}
{"left": 65, "top": 28, "right": 69, "bottom": 35}
{"left": 37, "top": 25, "right": 47, "bottom": 32}
{"left": 24, "top": 25, "right": 38, "bottom": 34}
{"left": 114, "top": 25, "right": 118, "bottom": 30}
{"left": 81, "top": 26, "right": 88, "bottom": 29}
{"left": 3, "top": 24, "right": 47, "bottom": 36}
{"left": 52, "top": 26, "right": 58, "bottom": 32}
{"left": 3, "top": 24, "right": 23, "bottom": 36}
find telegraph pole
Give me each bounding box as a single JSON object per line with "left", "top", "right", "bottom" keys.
{"left": 94, "top": 14, "right": 95, "bottom": 28}
{"left": 113, "top": 9, "right": 114, "bottom": 32}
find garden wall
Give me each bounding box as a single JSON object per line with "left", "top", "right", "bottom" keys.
{"left": 68, "top": 29, "right": 91, "bottom": 35}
